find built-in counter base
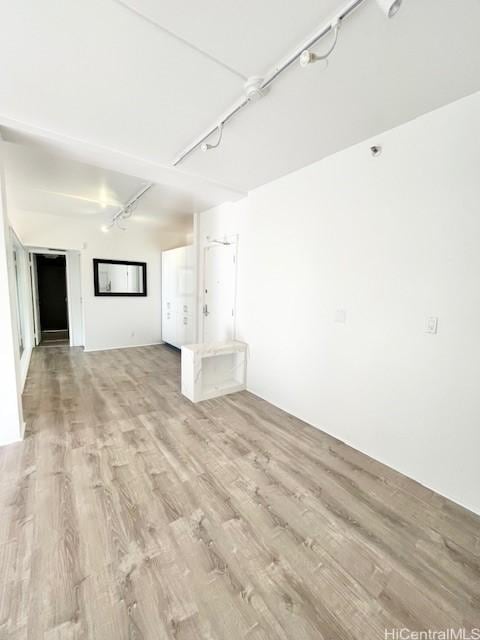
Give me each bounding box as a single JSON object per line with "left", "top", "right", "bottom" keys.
{"left": 181, "top": 341, "right": 247, "bottom": 403}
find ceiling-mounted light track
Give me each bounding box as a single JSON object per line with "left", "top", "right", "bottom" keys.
{"left": 172, "top": 0, "right": 404, "bottom": 167}
{"left": 102, "top": 182, "right": 153, "bottom": 232}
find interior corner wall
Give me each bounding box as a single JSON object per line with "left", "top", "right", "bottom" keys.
{"left": 198, "top": 91, "right": 480, "bottom": 516}
{"left": 8, "top": 211, "right": 191, "bottom": 352}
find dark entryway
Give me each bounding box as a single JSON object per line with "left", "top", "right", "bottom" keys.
{"left": 36, "top": 254, "right": 69, "bottom": 344}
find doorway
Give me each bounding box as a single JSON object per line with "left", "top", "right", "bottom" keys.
{"left": 34, "top": 254, "right": 69, "bottom": 345}
{"left": 202, "top": 241, "right": 237, "bottom": 343}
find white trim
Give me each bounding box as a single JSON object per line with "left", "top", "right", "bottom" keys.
{"left": 19, "top": 345, "right": 33, "bottom": 392}
{"left": 84, "top": 341, "right": 163, "bottom": 353}
{"left": 29, "top": 253, "right": 40, "bottom": 345}
{"left": 246, "top": 382, "right": 480, "bottom": 518}
{"left": 28, "top": 247, "right": 84, "bottom": 348}
{"left": 0, "top": 434, "right": 23, "bottom": 448}
{"left": 193, "top": 213, "right": 200, "bottom": 343}
{"left": 65, "top": 251, "right": 84, "bottom": 347}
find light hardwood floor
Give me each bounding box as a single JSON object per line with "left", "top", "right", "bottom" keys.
{"left": 0, "top": 345, "right": 479, "bottom": 639}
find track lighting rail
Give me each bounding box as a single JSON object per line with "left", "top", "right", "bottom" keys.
{"left": 172, "top": 0, "right": 368, "bottom": 167}
{"left": 105, "top": 182, "right": 153, "bottom": 231}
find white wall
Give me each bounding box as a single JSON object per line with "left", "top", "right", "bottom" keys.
{"left": 10, "top": 211, "right": 190, "bottom": 351}
{"left": 11, "top": 232, "right": 35, "bottom": 388}
{"left": 198, "top": 92, "right": 480, "bottom": 515}
{"left": 0, "top": 139, "right": 24, "bottom": 446}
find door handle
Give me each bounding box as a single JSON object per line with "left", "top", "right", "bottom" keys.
{"left": 203, "top": 304, "right": 209, "bottom": 316}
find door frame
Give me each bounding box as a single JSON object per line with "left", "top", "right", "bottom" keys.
{"left": 202, "top": 235, "right": 238, "bottom": 343}
{"left": 28, "top": 253, "right": 41, "bottom": 346}
{"left": 28, "top": 247, "right": 84, "bottom": 347}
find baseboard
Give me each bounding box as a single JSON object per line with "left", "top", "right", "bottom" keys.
{"left": 245, "top": 384, "right": 480, "bottom": 518}
{"left": 84, "top": 341, "right": 163, "bottom": 353}
{"left": 0, "top": 429, "right": 23, "bottom": 448}
{"left": 20, "top": 345, "right": 33, "bottom": 393}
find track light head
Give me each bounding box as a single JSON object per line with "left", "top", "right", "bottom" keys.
{"left": 299, "top": 50, "right": 329, "bottom": 68}
{"left": 299, "top": 50, "right": 315, "bottom": 67}
{"left": 200, "top": 124, "right": 224, "bottom": 153}
{"left": 376, "top": 0, "right": 402, "bottom": 18}
{"left": 299, "top": 19, "right": 340, "bottom": 68}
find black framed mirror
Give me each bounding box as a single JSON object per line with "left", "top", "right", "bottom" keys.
{"left": 93, "top": 259, "right": 147, "bottom": 297}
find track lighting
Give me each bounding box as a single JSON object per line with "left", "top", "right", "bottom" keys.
{"left": 299, "top": 50, "right": 320, "bottom": 68}
{"left": 300, "top": 20, "right": 340, "bottom": 68}
{"left": 200, "top": 124, "right": 223, "bottom": 152}
{"left": 375, "top": 0, "right": 402, "bottom": 18}
{"left": 244, "top": 76, "right": 267, "bottom": 102}
{"left": 100, "top": 183, "right": 153, "bottom": 233}
{"left": 299, "top": 49, "right": 330, "bottom": 68}
{"left": 172, "top": 0, "right": 407, "bottom": 166}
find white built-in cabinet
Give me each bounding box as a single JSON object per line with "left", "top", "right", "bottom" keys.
{"left": 161, "top": 245, "right": 195, "bottom": 348}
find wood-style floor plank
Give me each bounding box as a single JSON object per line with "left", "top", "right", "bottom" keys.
{"left": 0, "top": 344, "right": 478, "bottom": 639}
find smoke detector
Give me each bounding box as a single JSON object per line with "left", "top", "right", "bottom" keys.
{"left": 244, "top": 76, "right": 267, "bottom": 102}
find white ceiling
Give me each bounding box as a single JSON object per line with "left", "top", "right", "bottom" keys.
{"left": 3, "top": 131, "right": 193, "bottom": 230}
{"left": 1, "top": 0, "right": 480, "bottom": 201}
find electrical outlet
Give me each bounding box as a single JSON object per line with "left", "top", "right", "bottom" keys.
{"left": 425, "top": 316, "right": 438, "bottom": 334}
{"left": 335, "top": 309, "right": 346, "bottom": 324}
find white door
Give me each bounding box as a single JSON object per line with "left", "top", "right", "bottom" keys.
{"left": 162, "top": 250, "right": 178, "bottom": 346}
{"left": 203, "top": 243, "right": 237, "bottom": 343}
{"left": 66, "top": 251, "right": 84, "bottom": 346}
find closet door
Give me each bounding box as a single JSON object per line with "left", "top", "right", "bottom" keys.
{"left": 161, "top": 250, "right": 177, "bottom": 346}
{"left": 162, "top": 245, "right": 196, "bottom": 348}
{"left": 176, "top": 246, "right": 195, "bottom": 345}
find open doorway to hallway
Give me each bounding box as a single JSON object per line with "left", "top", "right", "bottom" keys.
{"left": 33, "top": 253, "right": 69, "bottom": 345}
{"left": 29, "top": 249, "right": 84, "bottom": 348}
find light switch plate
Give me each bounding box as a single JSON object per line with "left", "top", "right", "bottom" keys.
{"left": 335, "top": 309, "right": 346, "bottom": 324}
{"left": 425, "top": 316, "right": 438, "bottom": 334}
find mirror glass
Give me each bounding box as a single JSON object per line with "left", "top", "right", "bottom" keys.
{"left": 94, "top": 260, "right": 147, "bottom": 296}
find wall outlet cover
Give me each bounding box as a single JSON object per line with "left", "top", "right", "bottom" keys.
{"left": 335, "top": 309, "right": 347, "bottom": 324}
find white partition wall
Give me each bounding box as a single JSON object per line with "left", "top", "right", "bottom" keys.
{"left": 0, "top": 137, "right": 24, "bottom": 446}
{"left": 197, "top": 94, "right": 480, "bottom": 516}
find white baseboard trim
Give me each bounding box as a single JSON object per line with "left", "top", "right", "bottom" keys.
{"left": 0, "top": 430, "right": 23, "bottom": 448}
{"left": 245, "top": 384, "right": 480, "bottom": 518}
{"left": 84, "top": 341, "right": 164, "bottom": 353}
{"left": 20, "top": 346, "right": 33, "bottom": 393}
